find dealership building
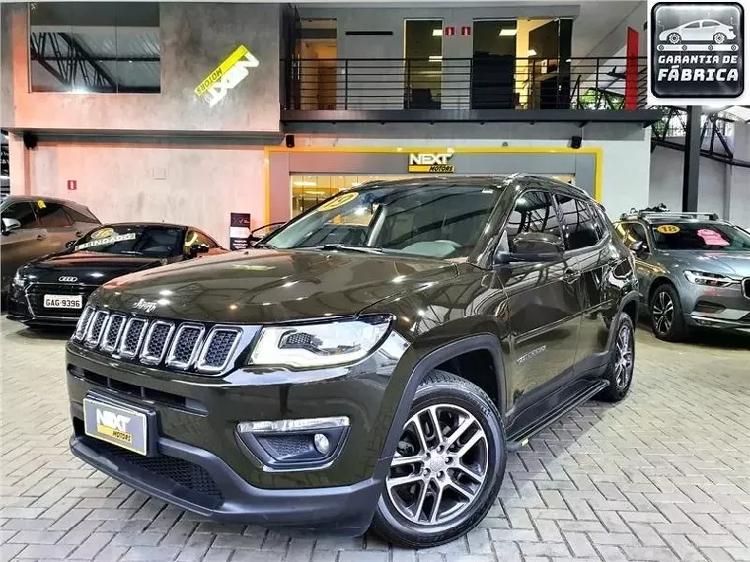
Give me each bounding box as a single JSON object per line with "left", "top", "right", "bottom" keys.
{"left": 5, "top": 1, "right": 727, "bottom": 245}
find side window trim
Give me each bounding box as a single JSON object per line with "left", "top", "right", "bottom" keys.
{"left": 553, "top": 192, "right": 607, "bottom": 254}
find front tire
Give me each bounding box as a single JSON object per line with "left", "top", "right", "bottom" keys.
{"left": 714, "top": 32, "right": 727, "bottom": 44}
{"left": 650, "top": 283, "right": 687, "bottom": 341}
{"left": 371, "top": 371, "right": 505, "bottom": 548}
{"left": 596, "top": 313, "right": 635, "bottom": 402}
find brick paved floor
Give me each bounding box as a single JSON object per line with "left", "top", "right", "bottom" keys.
{"left": 1, "top": 316, "right": 750, "bottom": 562}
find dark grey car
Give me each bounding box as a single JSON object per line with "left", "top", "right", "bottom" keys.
{"left": 614, "top": 210, "right": 750, "bottom": 340}
{"left": 0, "top": 195, "right": 100, "bottom": 295}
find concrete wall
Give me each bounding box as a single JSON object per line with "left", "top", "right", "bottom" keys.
{"left": 650, "top": 133, "right": 750, "bottom": 228}
{"left": 1, "top": 2, "right": 282, "bottom": 134}
{"left": 10, "top": 136, "right": 267, "bottom": 245}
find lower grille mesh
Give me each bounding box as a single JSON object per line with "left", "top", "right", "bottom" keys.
{"left": 82, "top": 437, "right": 223, "bottom": 508}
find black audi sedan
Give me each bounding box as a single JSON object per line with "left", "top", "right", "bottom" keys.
{"left": 7, "top": 222, "right": 225, "bottom": 326}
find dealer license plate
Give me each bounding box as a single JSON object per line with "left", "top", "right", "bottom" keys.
{"left": 43, "top": 294, "right": 83, "bottom": 309}
{"left": 83, "top": 397, "right": 148, "bottom": 456}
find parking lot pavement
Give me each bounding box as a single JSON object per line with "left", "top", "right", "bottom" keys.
{"left": 1, "top": 317, "right": 749, "bottom": 562}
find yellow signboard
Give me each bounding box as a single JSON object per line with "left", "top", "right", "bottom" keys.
{"left": 408, "top": 152, "right": 455, "bottom": 173}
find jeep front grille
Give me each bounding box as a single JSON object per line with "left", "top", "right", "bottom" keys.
{"left": 71, "top": 308, "right": 248, "bottom": 375}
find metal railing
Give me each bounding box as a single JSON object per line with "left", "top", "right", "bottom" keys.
{"left": 283, "top": 56, "right": 647, "bottom": 112}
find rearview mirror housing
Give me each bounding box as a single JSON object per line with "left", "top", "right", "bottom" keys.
{"left": 495, "top": 231, "right": 564, "bottom": 264}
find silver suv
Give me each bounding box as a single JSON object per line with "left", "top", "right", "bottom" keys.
{"left": 614, "top": 210, "right": 750, "bottom": 340}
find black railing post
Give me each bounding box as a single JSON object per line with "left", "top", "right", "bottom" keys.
{"left": 344, "top": 59, "right": 349, "bottom": 110}
{"left": 594, "top": 57, "right": 600, "bottom": 109}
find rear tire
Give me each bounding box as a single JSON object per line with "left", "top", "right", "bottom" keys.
{"left": 596, "top": 313, "right": 635, "bottom": 402}
{"left": 650, "top": 283, "right": 687, "bottom": 341}
{"left": 668, "top": 32, "right": 681, "bottom": 44}
{"left": 371, "top": 371, "right": 505, "bottom": 548}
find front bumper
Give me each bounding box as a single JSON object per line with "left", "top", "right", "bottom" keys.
{"left": 681, "top": 279, "right": 750, "bottom": 331}
{"left": 66, "top": 331, "right": 410, "bottom": 530}
{"left": 6, "top": 282, "right": 93, "bottom": 326}
{"left": 69, "top": 424, "right": 380, "bottom": 532}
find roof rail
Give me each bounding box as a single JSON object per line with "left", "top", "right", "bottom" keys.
{"left": 641, "top": 211, "right": 719, "bottom": 220}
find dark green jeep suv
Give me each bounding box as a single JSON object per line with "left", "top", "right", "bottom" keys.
{"left": 66, "top": 176, "right": 638, "bottom": 547}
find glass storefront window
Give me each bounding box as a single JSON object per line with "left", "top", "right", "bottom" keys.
{"left": 29, "top": 2, "right": 160, "bottom": 94}
{"left": 290, "top": 174, "right": 575, "bottom": 218}
{"left": 404, "top": 20, "right": 442, "bottom": 109}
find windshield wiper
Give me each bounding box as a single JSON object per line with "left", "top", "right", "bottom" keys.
{"left": 313, "top": 244, "right": 384, "bottom": 254}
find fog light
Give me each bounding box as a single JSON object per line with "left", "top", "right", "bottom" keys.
{"left": 313, "top": 433, "right": 330, "bottom": 455}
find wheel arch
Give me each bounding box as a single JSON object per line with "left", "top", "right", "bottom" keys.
{"left": 374, "top": 334, "right": 506, "bottom": 478}
{"left": 648, "top": 276, "right": 676, "bottom": 306}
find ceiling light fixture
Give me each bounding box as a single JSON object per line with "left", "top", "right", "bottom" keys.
{"left": 293, "top": 180, "right": 317, "bottom": 187}
{"left": 527, "top": 49, "right": 537, "bottom": 57}
{"left": 432, "top": 29, "right": 442, "bottom": 36}
{"left": 428, "top": 55, "right": 443, "bottom": 62}
{"left": 499, "top": 29, "right": 517, "bottom": 36}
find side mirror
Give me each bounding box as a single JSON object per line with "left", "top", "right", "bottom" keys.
{"left": 629, "top": 240, "right": 648, "bottom": 256}
{"left": 188, "top": 243, "right": 210, "bottom": 257}
{"left": 495, "top": 231, "right": 564, "bottom": 264}
{"left": 65, "top": 240, "right": 77, "bottom": 249}
{"left": 1, "top": 217, "right": 21, "bottom": 235}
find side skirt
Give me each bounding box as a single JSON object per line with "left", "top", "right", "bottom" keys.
{"left": 506, "top": 379, "right": 609, "bottom": 451}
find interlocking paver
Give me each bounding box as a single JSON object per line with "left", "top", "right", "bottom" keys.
{"left": 2, "top": 318, "right": 750, "bottom": 562}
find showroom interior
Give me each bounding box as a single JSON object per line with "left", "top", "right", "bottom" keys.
{"left": 1, "top": 0, "right": 750, "bottom": 561}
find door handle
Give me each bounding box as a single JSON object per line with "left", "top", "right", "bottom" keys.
{"left": 563, "top": 268, "right": 580, "bottom": 284}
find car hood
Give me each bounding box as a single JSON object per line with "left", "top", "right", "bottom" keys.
{"left": 23, "top": 251, "right": 168, "bottom": 285}
{"left": 661, "top": 250, "right": 750, "bottom": 277}
{"left": 95, "top": 248, "right": 459, "bottom": 324}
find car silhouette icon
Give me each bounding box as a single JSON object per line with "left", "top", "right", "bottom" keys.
{"left": 659, "top": 19, "right": 736, "bottom": 44}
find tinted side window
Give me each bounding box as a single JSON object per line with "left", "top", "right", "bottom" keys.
{"left": 556, "top": 196, "right": 601, "bottom": 250}
{"left": 2, "top": 202, "right": 39, "bottom": 228}
{"left": 505, "top": 191, "right": 563, "bottom": 249}
{"left": 64, "top": 205, "right": 99, "bottom": 224}
{"left": 36, "top": 203, "right": 73, "bottom": 227}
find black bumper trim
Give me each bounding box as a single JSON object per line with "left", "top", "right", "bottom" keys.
{"left": 69, "top": 432, "right": 382, "bottom": 534}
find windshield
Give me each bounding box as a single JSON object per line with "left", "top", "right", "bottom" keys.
{"left": 74, "top": 225, "right": 183, "bottom": 257}
{"left": 651, "top": 222, "right": 750, "bottom": 251}
{"left": 264, "top": 184, "right": 503, "bottom": 260}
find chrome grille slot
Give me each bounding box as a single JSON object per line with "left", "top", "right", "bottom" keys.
{"left": 84, "top": 310, "right": 109, "bottom": 348}
{"left": 166, "top": 324, "right": 205, "bottom": 370}
{"left": 119, "top": 318, "right": 149, "bottom": 359}
{"left": 140, "top": 321, "right": 175, "bottom": 365}
{"left": 743, "top": 278, "right": 750, "bottom": 299}
{"left": 101, "top": 314, "right": 126, "bottom": 354}
{"left": 73, "top": 306, "right": 95, "bottom": 341}
{"left": 196, "top": 327, "right": 242, "bottom": 373}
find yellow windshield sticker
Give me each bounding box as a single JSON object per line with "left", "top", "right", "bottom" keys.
{"left": 91, "top": 227, "right": 115, "bottom": 240}
{"left": 317, "top": 192, "right": 358, "bottom": 212}
{"left": 36, "top": 199, "right": 46, "bottom": 209}
{"left": 656, "top": 224, "right": 680, "bottom": 234}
